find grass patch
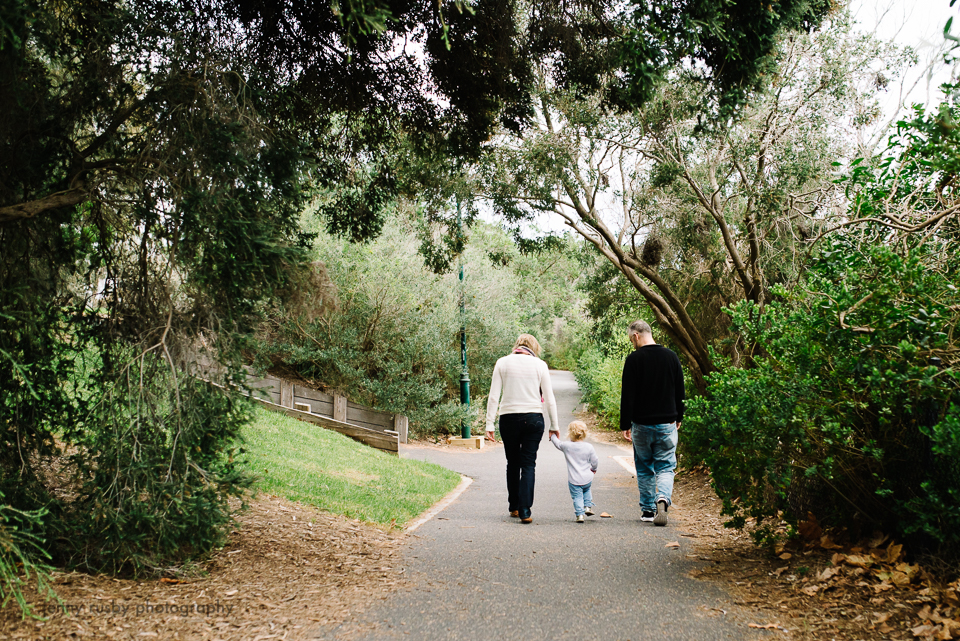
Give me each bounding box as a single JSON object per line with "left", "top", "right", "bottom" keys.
{"left": 241, "top": 406, "right": 460, "bottom": 527}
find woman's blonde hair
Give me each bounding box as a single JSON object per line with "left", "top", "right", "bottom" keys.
{"left": 567, "top": 421, "right": 587, "bottom": 442}
{"left": 513, "top": 334, "right": 541, "bottom": 357}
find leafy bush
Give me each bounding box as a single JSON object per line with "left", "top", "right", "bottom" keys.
{"left": 0, "top": 497, "right": 56, "bottom": 618}
{"left": 252, "top": 212, "right": 589, "bottom": 438}
{"left": 574, "top": 343, "right": 629, "bottom": 431}
{"left": 685, "top": 239, "right": 960, "bottom": 550}
{"left": 66, "top": 348, "right": 254, "bottom": 573}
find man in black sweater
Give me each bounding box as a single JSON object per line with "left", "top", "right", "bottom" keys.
{"left": 620, "top": 320, "right": 685, "bottom": 526}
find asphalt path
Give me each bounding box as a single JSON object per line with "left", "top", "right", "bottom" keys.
{"left": 310, "top": 371, "right": 766, "bottom": 641}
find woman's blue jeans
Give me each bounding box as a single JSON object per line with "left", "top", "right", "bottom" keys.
{"left": 568, "top": 481, "right": 595, "bottom": 517}
{"left": 499, "top": 413, "right": 544, "bottom": 515}
{"left": 631, "top": 422, "right": 678, "bottom": 512}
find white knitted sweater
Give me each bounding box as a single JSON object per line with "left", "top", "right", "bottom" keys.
{"left": 485, "top": 353, "right": 559, "bottom": 432}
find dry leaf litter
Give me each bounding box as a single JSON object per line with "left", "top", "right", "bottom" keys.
{"left": 0, "top": 496, "right": 403, "bottom": 641}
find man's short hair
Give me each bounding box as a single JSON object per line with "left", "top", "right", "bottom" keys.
{"left": 628, "top": 320, "right": 652, "bottom": 337}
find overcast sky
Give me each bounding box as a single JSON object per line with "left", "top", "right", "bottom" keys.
{"left": 850, "top": 0, "right": 959, "bottom": 110}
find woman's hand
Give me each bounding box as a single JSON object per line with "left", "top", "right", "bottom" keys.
{"left": 485, "top": 430, "right": 497, "bottom": 442}
{"left": 548, "top": 430, "right": 560, "bottom": 440}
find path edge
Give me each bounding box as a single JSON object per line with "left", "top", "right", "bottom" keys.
{"left": 404, "top": 475, "right": 473, "bottom": 534}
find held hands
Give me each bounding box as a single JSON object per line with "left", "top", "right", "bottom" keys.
{"left": 548, "top": 430, "right": 560, "bottom": 440}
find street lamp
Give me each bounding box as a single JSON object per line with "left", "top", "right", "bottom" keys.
{"left": 457, "top": 198, "right": 471, "bottom": 439}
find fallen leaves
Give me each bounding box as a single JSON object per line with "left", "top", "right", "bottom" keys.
{"left": 599, "top": 512, "right": 613, "bottom": 518}
{"left": 665, "top": 541, "right": 681, "bottom": 549}
{"left": 910, "top": 603, "right": 960, "bottom": 640}
{"left": 0, "top": 495, "right": 404, "bottom": 640}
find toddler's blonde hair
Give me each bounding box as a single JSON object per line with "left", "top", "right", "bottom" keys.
{"left": 567, "top": 421, "right": 587, "bottom": 442}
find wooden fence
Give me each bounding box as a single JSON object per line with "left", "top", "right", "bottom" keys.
{"left": 247, "top": 373, "right": 407, "bottom": 454}
{"left": 193, "top": 356, "right": 407, "bottom": 454}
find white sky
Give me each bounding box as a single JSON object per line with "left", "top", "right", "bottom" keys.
{"left": 850, "top": 0, "right": 959, "bottom": 111}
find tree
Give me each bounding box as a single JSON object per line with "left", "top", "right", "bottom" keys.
{"left": 481, "top": 12, "right": 900, "bottom": 390}
{"left": 0, "top": 0, "right": 835, "bottom": 582}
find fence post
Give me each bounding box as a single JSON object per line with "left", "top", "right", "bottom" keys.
{"left": 334, "top": 392, "right": 347, "bottom": 423}
{"left": 280, "top": 380, "right": 294, "bottom": 408}
{"left": 394, "top": 415, "right": 408, "bottom": 444}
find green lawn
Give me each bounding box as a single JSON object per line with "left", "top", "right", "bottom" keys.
{"left": 241, "top": 406, "right": 460, "bottom": 527}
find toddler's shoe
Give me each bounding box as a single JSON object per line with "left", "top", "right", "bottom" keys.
{"left": 584, "top": 506, "right": 595, "bottom": 517}
{"left": 575, "top": 514, "right": 585, "bottom": 523}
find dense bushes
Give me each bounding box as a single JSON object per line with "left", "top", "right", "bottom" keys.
{"left": 685, "top": 238, "right": 960, "bottom": 552}
{"left": 252, "top": 211, "right": 589, "bottom": 438}
{"left": 680, "top": 99, "right": 960, "bottom": 554}
{"left": 575, "top": 340, "right": 632, "bottom": 431}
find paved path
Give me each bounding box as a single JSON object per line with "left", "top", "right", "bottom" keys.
{"left": 310, "top": 371, "right": 763, "bottom": 641}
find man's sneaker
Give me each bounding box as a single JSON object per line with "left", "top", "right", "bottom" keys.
{"left": 640, "top": 510, "right": 655, "bottom": 522}
{"left": 576, "top": 514, "right": 585, "bottom": 523}
{"left": 584, "top": 506, "right": 595, "bottom": 517}
{"left": 654, "top": 499, "right": 669, "bottom": 526}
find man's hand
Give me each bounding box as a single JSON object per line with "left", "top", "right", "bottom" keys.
{"left": 485, "top": 430, "right": 497, "bottom": 442}
{"left": 622, "top": 430, "right": 632, "bottom": 442}
{"left": 548, "top": 430, "right": 560, "bottom": 440}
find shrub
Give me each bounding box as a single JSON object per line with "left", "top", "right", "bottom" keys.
{"left": 574, "top": 344, "right": 629, "bottom": 430}
{"left": 0, "top": 496, "right": 57, "bottom": 618}
{"left": 253, "top": 213, "right": 589, "bottom": 438}
{"left": 684, "top": 239, "right": 960, "bottom": 551}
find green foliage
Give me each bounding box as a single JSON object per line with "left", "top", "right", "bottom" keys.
{"left": 574, "top": 341, "right": 630, "bottom": 431}
{"left": 67, "top": 351, "right": 255, "bottom": 573}
{"left": 685, "top": 238, "right": 960, "bottom": 550}
{"left": 0, "top": 497, "right": 57, "bottom": 619}
{"left": 616, "top": 0, "right": 834, "bottom": 119}
{"left": 0, "top": 0, "right": 308, "bottom": 578}
{"left": 242, "top": 407, "right": 460, "bottom": 526}
{"left": 253, "top": 211, "right": 588, "bottom": 438}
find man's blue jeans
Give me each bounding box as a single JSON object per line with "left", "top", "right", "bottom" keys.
{"left": 631, "top": 422, "right": 678, "bottom": 512}
{"left": 568, "top": 481, "right": 595, "bottom": 517}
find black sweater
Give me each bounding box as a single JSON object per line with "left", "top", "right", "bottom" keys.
{"left": 619, "top": 344, "right": 685, "bottom": 431}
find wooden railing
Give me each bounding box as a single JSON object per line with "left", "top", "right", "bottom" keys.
{"left": 193, "top": 356, "right": 407, "bottom": 454}
{"left": 247, "top": 373, "right": 407, "bottom": 454}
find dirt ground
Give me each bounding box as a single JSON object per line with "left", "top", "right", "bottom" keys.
{"left": 0, "top": 497, "right": 404, "bottom": 641}
{"left": 4, "top": 424, "right": 959, "bottom": 641}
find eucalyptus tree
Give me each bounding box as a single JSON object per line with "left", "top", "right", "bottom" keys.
{"left": 482, "top": 13, "right": 900, "bottom": 390}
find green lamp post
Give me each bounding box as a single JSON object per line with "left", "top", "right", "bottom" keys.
{"left": 457, "top": 198, "right": 471, "bottom": 439}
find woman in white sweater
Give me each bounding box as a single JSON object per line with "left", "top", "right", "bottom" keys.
{"left": 485, "top": 334, "right": 560, "bottom": 524}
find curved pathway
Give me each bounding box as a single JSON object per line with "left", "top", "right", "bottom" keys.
{"left": 308, "top": 371, "right": 764, "bottom": 640}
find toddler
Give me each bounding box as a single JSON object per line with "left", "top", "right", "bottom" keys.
{"left": 550, "top": 421, "right": 599, "bottom": 523}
